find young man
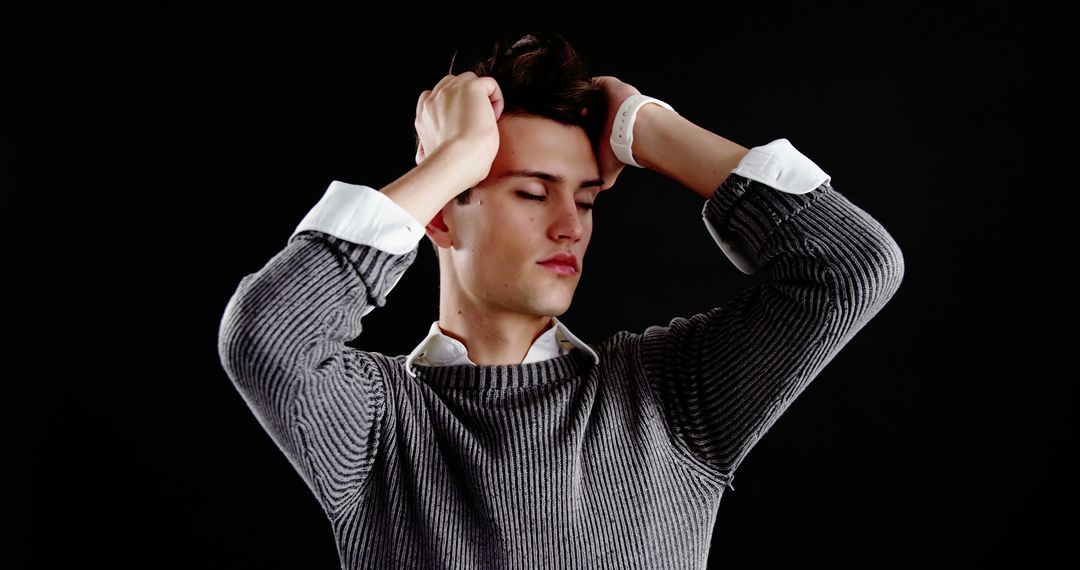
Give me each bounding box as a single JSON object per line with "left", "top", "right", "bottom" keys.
{"left": 217, "top": 32, "right": 904, "bottom": 569}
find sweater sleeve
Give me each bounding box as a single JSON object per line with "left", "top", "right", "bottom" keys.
{"left": 639, "top": 140, "right": 905, "bottom": 491}
{"left": 216, "top": 182, "right": 422, "bottom": 517}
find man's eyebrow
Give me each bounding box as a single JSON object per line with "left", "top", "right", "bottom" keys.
{"left": 496, "top": 169, "right": 604, "bottom": 190}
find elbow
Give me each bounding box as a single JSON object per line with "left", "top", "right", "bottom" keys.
{"left": 877, "top": 231, "right": 906, "bottom": 303}
{"left": 216, "top": 274, "right": 282, "bottom": 393}
{"left": 804, "top": 233, "right": 903, "bottom": 351}
{"left": 833, "top": 226, "right": 905, "bottom": 321}
{"left": 217, "top": 284, "right": 255, "bottom": 390}
{"left": 864, "top": 224, "right": 905, "bottom": 306}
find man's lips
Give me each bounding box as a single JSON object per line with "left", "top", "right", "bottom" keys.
{"left": 537, "top": 251, "right": 578, "bottom": 277}
{"left": 537, "top": 252, "right": 578, "bottom": 271}
{"left": 538, "top": 261, "right": 577, "bottom": 276}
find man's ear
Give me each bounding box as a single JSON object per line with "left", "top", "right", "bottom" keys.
{"left": 426, "top": 208, "right": 453, "bottom": 250}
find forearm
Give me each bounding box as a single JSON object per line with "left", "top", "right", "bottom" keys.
{"left": 381, "top": 142, "right": 481, "bottom": 226}
{"left": 631, "top": 104, "right": 751, "bottom": 200}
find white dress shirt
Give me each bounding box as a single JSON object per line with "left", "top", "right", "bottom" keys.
{"left": 402, "top": 317, "right": 600, "bottom": 379}
{"left": 289, "top": 137, "right": 830, "bottom": 374}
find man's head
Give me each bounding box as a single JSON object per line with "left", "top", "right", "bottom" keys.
{"left": 421, "top": 32, "right": 608, "bottom": 321}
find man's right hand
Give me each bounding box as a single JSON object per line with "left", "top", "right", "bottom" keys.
{"left": 414, "top": 72, "right": 504, "bottom": 188}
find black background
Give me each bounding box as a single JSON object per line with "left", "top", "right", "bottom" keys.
{"left": 4, "top": 3, "right": 1061, "bottom": 569}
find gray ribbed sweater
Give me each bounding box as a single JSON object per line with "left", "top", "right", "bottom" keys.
{"left": 217, "top": 172, "right": 904, "bottom": 569}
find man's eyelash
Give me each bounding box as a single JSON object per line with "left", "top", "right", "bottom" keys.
{"left": 516, "top": 191, "right": 594, "bottom": 210}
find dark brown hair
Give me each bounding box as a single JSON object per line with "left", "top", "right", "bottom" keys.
{"left": 421, "top": 31, "right": 607, "bottom": 257}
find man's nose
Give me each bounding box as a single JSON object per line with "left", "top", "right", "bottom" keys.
{"left": 551, "top": 197, "right": 585, "bottom": 241}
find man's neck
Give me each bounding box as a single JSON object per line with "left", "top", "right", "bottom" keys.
{"left": 437, "top": 312, "right": 554, "bottom": 366}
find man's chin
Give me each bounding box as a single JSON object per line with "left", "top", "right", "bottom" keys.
{"left": 527, "top": 298, "right": 572, "bottom": 319}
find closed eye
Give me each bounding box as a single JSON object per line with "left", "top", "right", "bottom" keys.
{"left": 516, "top": 191, "right": 594, "bottom": 210}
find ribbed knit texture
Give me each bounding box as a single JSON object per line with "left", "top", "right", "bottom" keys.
{"left": 217, "top": 172, "right": 904, "bottom": 569}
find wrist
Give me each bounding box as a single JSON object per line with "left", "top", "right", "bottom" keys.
{"left": 610, "top": 94, "right": 675, "bottom": 169}
{"left": 630, "top": 103, "right": 676, "bottom": 171}
{"left": 428, "top": 140, "right": 491, "bottom": 189}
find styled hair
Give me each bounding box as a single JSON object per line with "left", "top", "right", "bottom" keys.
{"left": 423, "top": 31, "right": 607, "bottom": 258}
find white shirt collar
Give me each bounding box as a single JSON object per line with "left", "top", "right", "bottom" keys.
{"left": 405, "top": 316, "right": 600, "bottom": 379}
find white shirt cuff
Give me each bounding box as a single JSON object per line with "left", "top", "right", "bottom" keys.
{"left": 291, "top": 180, "right": 426, "bottom": 255}
{"left": 729, "top": 137, "right": 831, "bottom": 195}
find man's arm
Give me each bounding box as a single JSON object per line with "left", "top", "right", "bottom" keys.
{"left": 631, "top": 103, "right": 753, "bottom": 201}
{"left": 216, "top": 145, "right": 471, "bottom": 517}
{"left": 631, "top": 106, "right": 906, "bottom": 490}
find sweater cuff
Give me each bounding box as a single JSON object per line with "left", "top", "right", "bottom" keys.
{"left": 701, "top": 138, "right": 831, "bottom": 274}
{"left": 291, "top": 180, "right": 426, "bottom": 256}
{"left": 288, "top": 230, "right": 419, "bottom": 318}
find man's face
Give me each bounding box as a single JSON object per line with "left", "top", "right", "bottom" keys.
{"left": 439, "top": 113, "right": 604, "bottom": 320}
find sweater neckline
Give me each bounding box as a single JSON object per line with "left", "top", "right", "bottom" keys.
{"left": 408, "top": 346, "right": 595, "bottom": 391}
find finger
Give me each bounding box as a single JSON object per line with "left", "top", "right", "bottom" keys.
{"left": 416, "top": 89, "right": 431, "bottom": 118}
{"left": 476, "top": 76, "right": 504, "bottom": 119}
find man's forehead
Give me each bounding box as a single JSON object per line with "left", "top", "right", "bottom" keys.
{"left": 494, "top": 167, "right": 604, "bottom": 190}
